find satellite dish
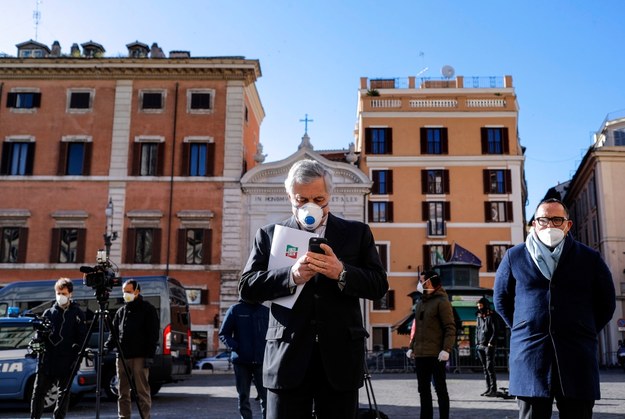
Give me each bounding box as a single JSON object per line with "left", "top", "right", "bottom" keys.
{"left": 441, "top": 65, "right": 455, "bottom": 79}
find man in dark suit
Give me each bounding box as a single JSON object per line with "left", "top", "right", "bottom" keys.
{"left": 239, "top": 159, "right": 388, "bottom": 419}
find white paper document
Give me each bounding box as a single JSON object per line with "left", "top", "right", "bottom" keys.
{"left": 269, "top": 225, "right": 317, "bottom": 309}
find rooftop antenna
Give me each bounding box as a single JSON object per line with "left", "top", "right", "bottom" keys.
{"left": 33, "top": 0, "right": 42, "bottom": 41}
{"left": 416, "top": 51, "right": 429, "bottom": 77}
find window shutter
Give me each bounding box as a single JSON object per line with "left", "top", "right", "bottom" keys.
{"left": 483, "top": 170, "right": 490, "bottom": 194}
{"left": 420, "top": 127, "right": 427, "bottom": 154}
{"left": 486, "top": 245, "right": 494, "bottom": 272}
{"left": 502, "top": 128, "right": 510, "bottom": 154}
{"left": 444, "top": 202, "right": 451, "bottom": 221}
{"left": 83, "top": 142, "right": 93, "bottom": 176}
{"left": 423, "top": 245, "right": 431, "bottom": 270}
{"left": 480, "top": 127, "right": 488, "bottom": 154}
{"left": 181, "top": 143, "right": 190, "bottom": 176}
{"left": 441, "top": 128, "right": 449, "bottom": 154}
{"left": 386, "top": 128, "right": 393, "bottom": 154}
{"left": 17, "top": 228, "right": 28, "bottom": 263}
{"left": 50, "top": 228, "right": 61, "bottom": 262}
{"left": 372, "top": 171, "right": 380, "bottom": 194}
{"left": 507, "top": 202, "right": 513, "bottom": 222}
{"left": 421, "top": 202, "right": 429, "bottom": 221}
{"left": 131, "top": 143, "right": 141, "bottom": 176}
{"left": 76, "top": 228, "right": 86, "bottom": 263}
{"left": 484, "top": 202, "right": 492, "bottom": 222}
{"left": 57, "top": 142, "right": 68, "bottom": 176}
{"left": 202, "top": 229, "right": 212, "bottom": 264}
{"left": 505, "top": 170, "right": 512, "bottom": 193}
{"left": 443, "top": 244, "right": 452, "bottom": 261}
{"left": 387, "top": 202, "right": 394, "bottom": 222}
{"left": 388, "top": 290, "right": 396, "bottom": 310}
{"left": 177, "top": 229, "right": 186, "bottom": 264}
{"left": 0, "top": 143, "right": 10, "bottom": 175}
{"left": 206, "top": 143, "right": 215, "bottom": 176}
{"left": 125, "top": 228, "right": 136, "bottom": 263}
{"left": 368, "top": 201, "right": 373, "bottom": 223}
{"left": 421, "top": 170, "right": 428, "bottom": 194}
{"left": 32, "top": 93, "right": 42, "bottom": 108}
{"left": 443, "top": 170, "right": 450, "bottom": 194}
{"left": 387, "top": 170, "right": 393, "bottom": 195}
{"left": 152, "top": 228, "right": 162, "bottom": 263}
{"left": 6, "top": 93, "right": 17, "bottom": 108}
{"left": 157, "top": 143, "right": 165, "bottom": 176}
{"left": 25, "top": 143, "right": 35, "bottom": 175}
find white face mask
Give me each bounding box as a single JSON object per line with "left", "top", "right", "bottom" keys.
{"left": 123, "top": 292, "right": 136, "bottom": 303}
{"left": 537, "top": 228, "right": 566, "bottom": 247}
{"left": 56, "top": 294, "right": 69, "bottom": 306}
{"left": 295, "top": 203, "right": 326, "bottom": 231}
{"left": 416, "top": 281, "right": 424, "bottom": 294}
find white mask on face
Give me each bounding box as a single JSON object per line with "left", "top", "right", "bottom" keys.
{"left": 416, "top": 281, "right": 424, "bottom": 294}
{"left": 56, "top": 294, "right": 69, "bottom": 306}
{"left": 295, "top": 203, "right": 326, "bottom": 231}
{"left": 537, "top": 228, "right": 566, "bottom": 248}
{"left": 123, "top": 292, "right": 136, "bottom": 303}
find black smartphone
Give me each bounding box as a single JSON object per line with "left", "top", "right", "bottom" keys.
{"left": 308, "top": 237, "right": 328, "bottom": 254}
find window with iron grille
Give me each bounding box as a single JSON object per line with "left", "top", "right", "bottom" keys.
{"left": 177, "top": 228, "right": 212, "bottom": 265}
{"left": 69, "top": 92, "right": 91, "bottom": 109}
{"left": 141, "top": 92, "right": 163, "bottom": 110}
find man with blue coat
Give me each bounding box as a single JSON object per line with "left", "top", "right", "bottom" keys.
{"left": 494, "top": 198, "right": 615, "bottom": 419}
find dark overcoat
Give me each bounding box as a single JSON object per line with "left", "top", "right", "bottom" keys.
{"left": 494, "top": 235, "right": 615, "bottom": 400}
{"left": 239, "top": 213, "right": 388, "bottom": 391}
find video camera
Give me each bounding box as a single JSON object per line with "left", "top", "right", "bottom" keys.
{"left": 28, "top": 315, "right": 52, "bottom": 355}
{"left": 80, "top": 250, "right": 121, "bottom": 291}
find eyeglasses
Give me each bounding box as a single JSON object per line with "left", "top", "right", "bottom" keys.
{"left": 535, "top": 217, "right": 568, "bottom": 227}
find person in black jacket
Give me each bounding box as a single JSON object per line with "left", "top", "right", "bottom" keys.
{"left": 475, "top": 297, "right": 498, "bottom": 397}
{"left": 219, "top": 299, "right": 269, "bottom": 419}
{"left": 106, "top": 279, "right": 159, "bottom": 419}
{"left": 31, "top": 277, "right": 86, "bottom": 419}
{"left": 240, "top": 159, "right": 388, "bottom": 419}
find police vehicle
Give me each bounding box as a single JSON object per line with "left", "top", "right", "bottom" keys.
{"left": 0, "top": 314, "right": 96, "bottom": 410}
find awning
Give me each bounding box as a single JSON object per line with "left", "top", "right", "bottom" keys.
{"left": 391, "top": 312, "right": 414, "bottom": 335}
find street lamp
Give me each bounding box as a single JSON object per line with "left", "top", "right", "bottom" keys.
{"left": 103, "top": 198, "right": 118, "bottom": 258}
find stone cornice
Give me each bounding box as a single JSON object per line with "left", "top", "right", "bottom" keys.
{"left": 0, "top": 58, "right": 261, "bottom": 83}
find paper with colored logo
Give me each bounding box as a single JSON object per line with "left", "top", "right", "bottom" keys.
{"left": 269, "top": 225, "right": 318, "bottom": 308}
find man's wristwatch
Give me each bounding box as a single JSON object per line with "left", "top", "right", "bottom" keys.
{"left": 337, "top": 265, "right": 347, "bottom": 286}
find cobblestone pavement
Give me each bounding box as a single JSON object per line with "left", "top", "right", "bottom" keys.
{"left": 1, "top": 369, "right": 623, "bottom": 418}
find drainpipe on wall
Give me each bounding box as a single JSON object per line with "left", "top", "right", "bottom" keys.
{"left": 165, "top": 83, "right": 179, "bottom": 275}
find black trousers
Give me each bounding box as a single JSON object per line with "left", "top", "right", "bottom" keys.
{"left": 30, "top": 372, "right": 71, "bottom": 419}
{"left": 476, "top": 345, "right": 497, "bottom": 392}
{"left": 266, "top": 343, "right": 358, "bottom": 419}
{"left": 414, "top": 357, "right": 450, "bottom": 419}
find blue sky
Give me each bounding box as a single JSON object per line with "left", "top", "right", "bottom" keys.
{"left": 3, "top": 0, "right": 624, "bottom": 215}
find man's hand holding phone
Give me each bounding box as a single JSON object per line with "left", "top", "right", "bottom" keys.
{"left": 306, "top": 237, "right": 343, "bottom": 281}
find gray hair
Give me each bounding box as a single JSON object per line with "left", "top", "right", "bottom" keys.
{"left": 284, "top": 159, "right": 334, "bottom": 195}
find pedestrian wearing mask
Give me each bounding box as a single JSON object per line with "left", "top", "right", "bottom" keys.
{"left": 31, "top": 278, "right": 86, "bottom": 419}
{"left": 105, "top": 279, "right": 159, "bottom": 419}
{"left": 407, "top": 271, "right": 456, "bottom": 419}
{"left": 494, "top": 198, "right": 615, "bottom": 419}
{"left": 475, "top": 297, "right": 498, "bottom": 397}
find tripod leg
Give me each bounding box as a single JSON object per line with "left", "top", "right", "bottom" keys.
{"left": 104, "top": 314, "right": 147, "bottom": 419}
{"left": 57, "top": 311, "right": 99, "bottom": 416}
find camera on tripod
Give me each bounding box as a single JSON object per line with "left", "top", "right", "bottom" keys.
{"left": 28, "top": 315, "right": 52, "bottom": 355}
{"left": 80, "top": 250, "right": 121, "bottom": 291}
